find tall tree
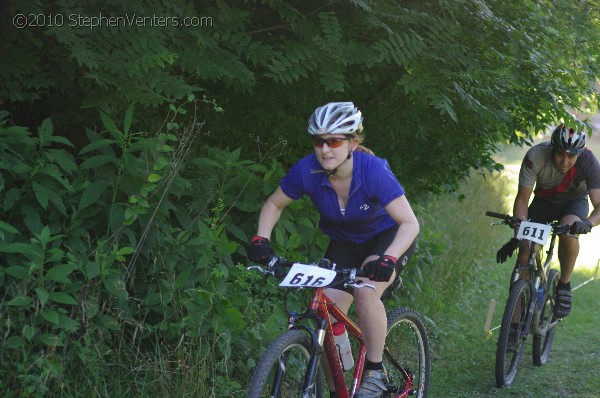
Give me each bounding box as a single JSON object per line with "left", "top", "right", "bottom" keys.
{"left": 1, "top": 0, "right": 599, "bottom": 193}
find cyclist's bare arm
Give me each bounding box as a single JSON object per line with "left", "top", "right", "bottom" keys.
{"left": 382, "top": 195, "right": 420, "bottom": 259}
{"left": 256, "top": 186, "right": 294, "bottom": 239}
{"left": 513, "top": 185, "right": 533, "bottom": 229}
{"left": 586, "top": 188, "right": 600, "bottom": 227}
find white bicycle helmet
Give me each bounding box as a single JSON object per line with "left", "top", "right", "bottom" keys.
{"left": 551, "top": 124, "right": 586, "bottom": 155}
{"left": 307, "top": 102, "right": 363, "bottom": 135}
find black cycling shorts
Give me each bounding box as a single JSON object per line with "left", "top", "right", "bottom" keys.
{"left": 323, "top": 225, "right": 417, "bottom": 294}
{"left": 528, "top": 196, "right": 589, "bottom": 223}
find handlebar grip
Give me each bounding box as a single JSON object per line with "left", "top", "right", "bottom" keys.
{"left": 355, "top": 269, "right": 368, "bottom": 278}
{"left": 485, "top": 211, "right": 507, "bottom": 219}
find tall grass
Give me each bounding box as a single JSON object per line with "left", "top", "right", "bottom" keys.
{"left": 410, "top": 171, "right": 515, "bottom": 313}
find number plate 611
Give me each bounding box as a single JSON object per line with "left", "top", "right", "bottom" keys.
{"left": 516, "top": 221, "right": 552, "bottom": 245}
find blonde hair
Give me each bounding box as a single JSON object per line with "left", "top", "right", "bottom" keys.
{"left": 353, "top": 124, "right": 375, "bottom": 155}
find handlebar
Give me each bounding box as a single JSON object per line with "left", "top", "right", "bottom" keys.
{"left": 485, "top": 211, "right": 521, "bottom": 229}
{"left": 485, "top": 211, "right": 573, "bottom": 236}
{"left": 247, "top": 255, "right": 375, "bottom": 290}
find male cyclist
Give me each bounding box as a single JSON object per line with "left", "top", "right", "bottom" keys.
{"left": 497, "top": 123, "right": 600, "bottom": 318}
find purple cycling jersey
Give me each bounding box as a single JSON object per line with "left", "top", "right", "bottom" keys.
{"left": 280, "top": 151, "right": 405, "bottom": 243}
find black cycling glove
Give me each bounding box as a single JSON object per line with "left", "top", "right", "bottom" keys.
{"left": 364, "top": 255, "right": 396, "bottom": 282}
{"left": 570, "top": 220, "right": 593, "bottom": 235}
{"left": 247, "top": 236, "right": 274, "bottom": 264}
{"left": 496, "top": 238, "right": 520, "bottom": 264}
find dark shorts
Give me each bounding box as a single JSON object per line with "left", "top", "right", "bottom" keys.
{"left": 528, "top": 197, "right": 589, "bottom": 223}
{"left": 323, "top": 225, "right": 417, "bottom": 294}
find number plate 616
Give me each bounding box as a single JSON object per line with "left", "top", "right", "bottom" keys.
{"left": 279, "top": 263, "right": 337, "bottom": 288}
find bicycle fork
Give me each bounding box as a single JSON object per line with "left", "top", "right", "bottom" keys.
{"left": 509, "top": 245, "right": 539, "bottom": 338}
{"left": 301, "top": 318, "right": 328, "bottom": 397}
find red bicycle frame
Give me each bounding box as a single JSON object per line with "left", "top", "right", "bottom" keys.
{"left": 309, "top": 288, "right": 414, "bottom": 398}
{"left": 309, "top": 287, "right": 365, "bottom": 398}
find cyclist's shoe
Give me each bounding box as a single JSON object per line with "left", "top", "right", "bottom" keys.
{"left": 355, "top": 369, "right": 388, "bottom": 398}
{"left": 553, "top": 283, "right": 572, "bottom": 318}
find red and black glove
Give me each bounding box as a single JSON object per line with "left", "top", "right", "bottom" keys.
{"left": 247, "top": 236, "right": 274, "bottom": 264}
{"left": 364, "top": 255, "right": 396, "bottom": 282}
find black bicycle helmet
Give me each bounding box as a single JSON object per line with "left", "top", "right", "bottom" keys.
{"left": 551, "top": 124, "right": 586, "bottom": 155}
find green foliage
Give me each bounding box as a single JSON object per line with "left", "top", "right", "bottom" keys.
{"left": 0, "top": 108, "right": 309, "bottom": 396}
{"left": 0, "top": 107, "right": 433, "bottom": 395}
{"left": 3, "top": 0, "right": 600, "bottom": 395}
{"left": 198, "top": 0, "right": 600, "bottom": 194}
{"left": 3, "top": 0, "right": 600, "bottom": 194}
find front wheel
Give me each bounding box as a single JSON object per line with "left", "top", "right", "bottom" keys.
{"left": 246, "top": 329, "right": 324, "bottom": 398}
{"left": 495, "top": 279, "right": 531, "bottom": 387}
{"left": 384, "top": 307, "right": 430, "bottom": 398}
{"left": 532, "top": 269, "right": 560, "bottom": 365}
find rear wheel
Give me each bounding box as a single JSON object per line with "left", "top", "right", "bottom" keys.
{"left": 495, "top": 279, "right": 531, "bottom": 387}
{"left": 532, "top": 269, "right": 560, "bottom": 365}
{"left": 246, "top": 329, "right": 324, "bottom": 398}
{"left": 384, "top": 308, "right": 430, "bottom": 398}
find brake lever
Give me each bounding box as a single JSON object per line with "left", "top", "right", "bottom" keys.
{"left": 246, "top": 265, "right": 270, "bottom": 274}
{"left": 247, "top": 258, "right": 287, "bottom": 278}
{"left": 345, "top": 280, "right": 376, "bottom": 290}
{"left": 344, "top": 269, "right": 376, "bottom": 290}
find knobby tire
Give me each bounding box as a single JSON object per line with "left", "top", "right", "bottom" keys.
{"left": 532, "top": 269, "right": 560, "bottom": 365}
{"left": 495, "top": 279, "right": 531, "bottom": 387}
{"left": 246, "top": 329, "right": 324, "bottom": 398}
{"left": 385, "top": 308, "right": 431, "bottom": 398}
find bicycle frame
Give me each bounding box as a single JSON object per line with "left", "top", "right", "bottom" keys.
{"left": 308, "top": 288, "right": 367, "bottom": 398}
{"left": 248, "top": 257, "right": 421, "bottom": 398}
{"left": 290, "top": 286, "right": 415, "bottom": 398}
{"left": 286, "top": 286, "right": 365, "bottom": 398}
{"left": 511, "top": 230, "right": 560, "bottom": 336}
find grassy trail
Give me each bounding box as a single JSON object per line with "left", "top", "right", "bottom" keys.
{"left": 422, "top": 140, "right": 600, "bottom": 398}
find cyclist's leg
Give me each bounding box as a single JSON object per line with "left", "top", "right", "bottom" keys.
{"left": 354, "top": 228, "right": 415, "bottom": 363}
{"left": 324, "top": 228, "right": 416, "bottom": 396}
{"left": 554, "top": 198, "right": 588, "bottom": 317}
{"left": 353, "top": 274, "right": 394, "bottom": 398}
{"left": 354, "top": 234, "right": 417, "bottom": 397}
{"left": 557, "top": 197, "right": 588, "bottom": 283}
{"left": 557, "top": 213, "right": 580, "bottom": 282}
{"left": 354, "top": 266, "right": 393, "bottom": 362}
{"left": 516, "top": 239, "right": 532, "bottom": 280}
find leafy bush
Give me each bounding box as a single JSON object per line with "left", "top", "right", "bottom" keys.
{"left": 3, "top": 1, "right": 599, "bottom": 197}
{"left": 0, "top": 105, "right": 312, "bottom": 396}
{"left": 0, "top": 103, "right": 441, "bottom": 396}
